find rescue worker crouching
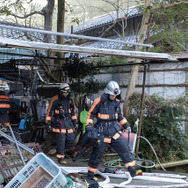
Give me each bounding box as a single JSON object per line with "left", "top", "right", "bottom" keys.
{"left": 86, "top": 81, "right": 136, "bottom": 180}
{"left": 0, "top": 81, "right": 10, "bottom": 128}
{"left": 45, "top": 83, "right": 78, "bottom": 164}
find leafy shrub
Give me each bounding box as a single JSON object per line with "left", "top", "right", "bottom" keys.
{"left": 128, "top": 92, "right": 188, "bottom": 162}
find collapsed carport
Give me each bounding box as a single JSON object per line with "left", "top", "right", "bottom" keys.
{"left": 0, "top": 25, "right": 182, "bottom": 187}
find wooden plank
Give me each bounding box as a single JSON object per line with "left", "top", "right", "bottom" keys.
{"left": 155, "top": 160, "right": 188, "bottom": 169}
{"left": 0, "top": 37, "right": 171, "bottom": 60}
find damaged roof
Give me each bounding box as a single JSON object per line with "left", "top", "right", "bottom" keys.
{"left": 0, "top": 6, "right": 142, "bottom": 52}
{"left": 0, "top": 21, "right": 56, "bottom": 43}
{"left": 67, "top": 6, "right": 140, "bottom": 33}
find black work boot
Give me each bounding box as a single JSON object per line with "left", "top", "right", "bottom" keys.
{"left": 128, "top": 166, "right": 143, "bottom": 177}
{"left": 128, "top": 166, "right": 136, "bottom": 177}
{"left": 88, "top": 171, "right": 98, "bottom": 180}
{"left": 87, "top": 171, "right": 94, "bottom": 178}
{"left": 58, "top": 158, "right": 67, "bottom": 164}
{"left": 85, "top": 172, "right": 100, "bottom": 188}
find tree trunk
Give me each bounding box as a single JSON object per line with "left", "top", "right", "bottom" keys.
{"left": 123, "top": 0, "right": 151, "bottom": 117}
{"left": 57, "top": 0, "right": 65, "bottom": 44}
{"left": 41, "top": 0, "right": 55, "bottom": 69}
{"left": 123, "top": 0, "right": 151, "bottom": 158}
{"left": 123, "top": 65, "right": 140, "bottom": 116}
{"left": 42, "top": 0, "right": 55, "bottom": 43}
{"left": 57, "top": 0, "right": 65, "bottom": 82}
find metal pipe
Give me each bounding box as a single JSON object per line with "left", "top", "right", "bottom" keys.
{"left": 135, "top": 64, "right": 147, "bottom": 158}
{"left": 8, "top": 125, "right": 26, "bottom": 165}
{"left": 0, "top": 37, "right": 170, "bottom": 60}
{"left": 0, "top": 131, "right": 35, "bottom": 155}
{"left": 36, "top": 70, "right": 46, "bottom": 83}
{"left": 0, "top": 24, "right": 153, "bottom": 48}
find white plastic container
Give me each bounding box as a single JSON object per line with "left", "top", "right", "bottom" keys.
{"left": 5, "top": 153, "right": 67, "bottom": 188}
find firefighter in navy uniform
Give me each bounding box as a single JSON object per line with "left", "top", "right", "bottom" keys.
{"left": 45, "top": 83, "right": 77, "bottom": 164}
{"left": 0, "top": 85, "right": 10, "bottom": 128}
{"left": 86, "top": 81, "right": 136, "bottom": 180}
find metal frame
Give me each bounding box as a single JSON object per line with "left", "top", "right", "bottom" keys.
{"left": 0, "top": 36, "right": 172, "bottom": 60}
{"left": 0, "top": 24, "right": 153, "bottom": 48}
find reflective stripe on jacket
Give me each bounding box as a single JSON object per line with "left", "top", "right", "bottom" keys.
{"left": 45, "top": 94, "right": 77, "bottom": 124}
{"left": 86, "top": 93, "right": 129, "bottom": 129}
{"left": 0, "top": 92, "right": 10, "bottom": 112}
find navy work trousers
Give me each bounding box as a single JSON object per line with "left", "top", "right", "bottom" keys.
{"left": 88, "top": 134, "right": 134, "bottom": 169}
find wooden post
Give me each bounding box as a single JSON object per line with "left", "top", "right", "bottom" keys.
{"left": 185, "top": 65, "right": 188, "bottom": 134}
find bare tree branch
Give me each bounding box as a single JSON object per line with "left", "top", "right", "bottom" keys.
{"left": 5, "top": 11, "right": 43, "bottom": 19}
{"left": 99, "top": 19, "right": 118, "bottom": 38}
{"left": 90, "top": 5, "right": 115, "bottom": 20}
{"left": 113, "top": 28, "right": 124, "bottom": 41}
{"left": 95, "top": 0, "right": 129, "bottom": 38}
{"left": 75, "top": 0, "right": 86, "bottom": 22}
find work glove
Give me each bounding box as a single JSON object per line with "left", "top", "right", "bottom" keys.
{"left": 121, "top": 121, "right": 131, "bottom": 132}
{"left": 46, "top": 122, "right": 52, "bottom": 132}
{"left": 123, "top": 126, "right": 131, "bottom": 133}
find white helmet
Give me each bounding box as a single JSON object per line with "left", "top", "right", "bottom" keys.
{"left": 104, "top": 81, "right": 121, "bottom": 95}
{"left": 59, "top": 83, "right": 70, "bottom": 93}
